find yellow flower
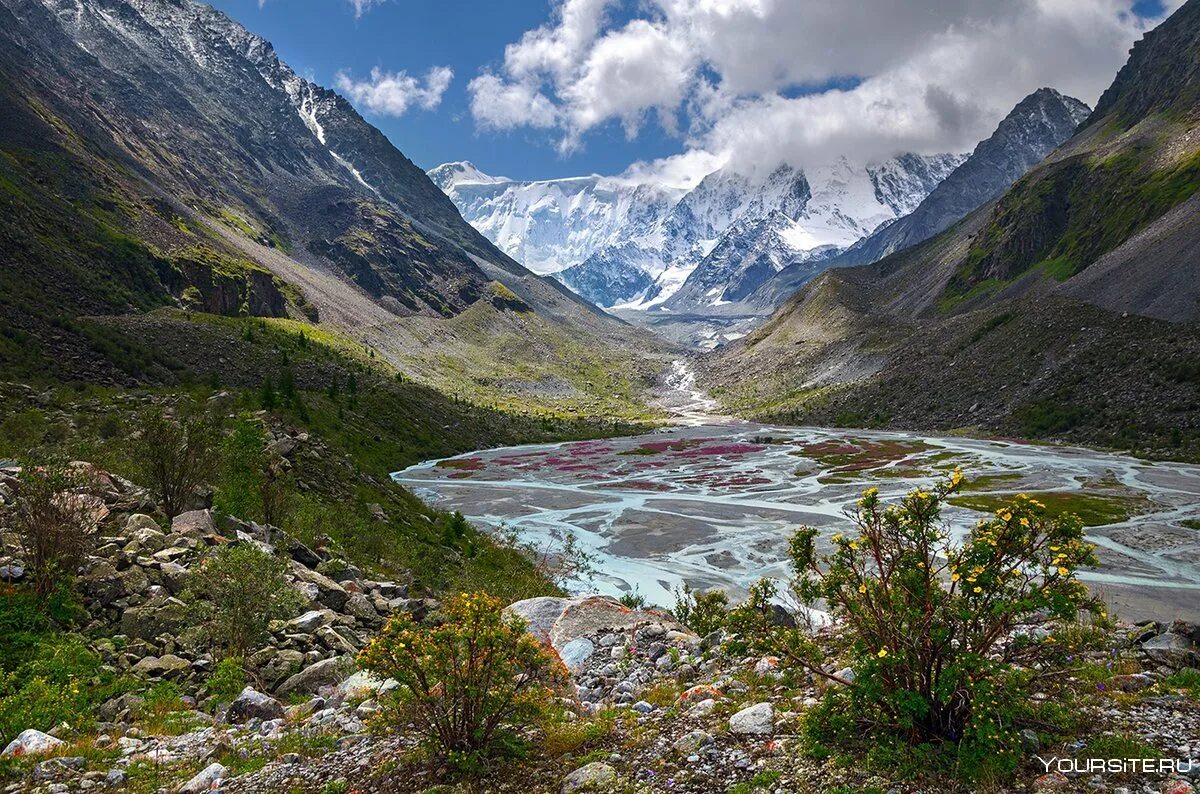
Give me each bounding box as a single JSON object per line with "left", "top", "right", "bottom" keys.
{"left": 877, "top": 649, "right": 888, "bottom": 658}
{"left": 831, "top": 533, "right": 843, "bottom": 542}
{"left": 951, "top": 573, "right": 960, "bottom": 582}
{"left": 864, "top": 487, "right": 879, "bottom": 498}
{"left": 1057, "top": 567, "right": 1069, "bottom": 576}
{"left": 858, "top": 584, "right": 867, "bottom": 593}
{"left": 973, "top": 586, "right": 982, "bottom": 593}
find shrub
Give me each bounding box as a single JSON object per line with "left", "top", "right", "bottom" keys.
{"left": 132, "top": 409, "right": 220, "bottom": 517}
{"left": 358, "top": 592, "right": 567, "bottom": 775}
{"left": 747, "top": 473, "right": 1101, "bottom": 781}
{"left": 206, "top": 656, "right": 248, "bottom": 704}
{"left": 617, "top": 588, "right": 646, "bottom": 610}
{"left": 12, "top": 465, "right": 103, "bottom": 596}
{"left": 214, "top": 416, "right": 266, "bottom": 521}
{"left": 671, "top": 583, "right": 729, "bottom": 637}
{"left": 186, "top": 543, "right": 304, "bottom": 659}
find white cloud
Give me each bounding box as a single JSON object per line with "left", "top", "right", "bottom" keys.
{"left": 468, "top": 0, "right": 1173, "bottom": 179}
{"left": 468, "top": 73, "right": 559, "bottom": 130}
{"left": 347, "top": 0, "right": 385, "bottom": 18}
{"left": 336, "top": 66, "right": 453, "bottom": 117}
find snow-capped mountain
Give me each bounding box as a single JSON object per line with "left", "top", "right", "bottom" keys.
{"left": 430, "top": 153, "right": 965, "bottom": 311}
{"left": 427, "top": 163, "right": 684, "bottom": 276}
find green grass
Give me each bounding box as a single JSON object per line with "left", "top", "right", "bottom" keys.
{"left": 942, "top": 137, "right": 1200, "bottom": 308}
{"left": 947, "top": 490, "right": 1149, "bottom": 526}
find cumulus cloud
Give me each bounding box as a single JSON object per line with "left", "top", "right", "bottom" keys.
{"left": 336, "top": 66, "right": 453, "bottom": 117}
{"left": 468, "top": 0, "right": 1174, "bottom": 178}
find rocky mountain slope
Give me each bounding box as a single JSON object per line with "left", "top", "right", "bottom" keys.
{"left": 703, "top": 0, "right": 1200, "bottom": 457}
{"left": 749, "top": 88, "right": 1092, "bottom": 310}
{"left": 430, "top": 154, "right": 965, "bottom": 312}
{"left": 0, "top": 0, "right": 667, "bottom": 414}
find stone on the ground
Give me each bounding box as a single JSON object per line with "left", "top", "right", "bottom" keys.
{"left": 178, "top": 761, "right": 227, "bottom": 793}
{"left": 2, "top": 729, "right": 66, "bottom": 757}
{"left": 291, "top": 563, "right": 350, "bottom": 611}
{"left": 120, "top": 599, "right": 188, "bottom": 641}
{"left": 1143, "top": 632, "right": 1200, "bottom": 668}
{"left": 561, "top": 761, "right": 618, "bottom": 792}
{"left": 729, "top": 702, "right": 774, "bottom": 735}
{"left": 226, "top": 687, "right": 285, "bottom": 724}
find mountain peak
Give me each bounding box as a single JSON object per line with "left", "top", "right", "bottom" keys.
{"left": 1089, "top": 0, "right": 1200, "bottom": 126}
{"left": 427, "top": 161, "right": 509, "bottom": 190}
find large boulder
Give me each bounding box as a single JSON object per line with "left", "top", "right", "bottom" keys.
{"left": 1142, "top": 631, "right": 1200, "bottom": 669}
{"left": 226, "top": 687, "right": 284, "bottom": 724}
{"left": 729, "top": 702, "right": 774, "bottom": 735}
{"left": 276, "top": 656, "right": 352, "bottom": 697}
{"left": 287, "top": 610, "right": 331, "bottom": 633}
{"left": 2, "top": 729, "right": 65, "bottom": 757}
{"left": 120, "top": 599, "right": 188, "bottom": 641}
{"left": 507, "top": 595, "right": 693, "bottom": 670}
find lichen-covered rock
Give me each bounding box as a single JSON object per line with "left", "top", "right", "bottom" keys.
{"left": 120, "top": 599, "right": 189, "bottom": 641}
{"left": 276, "top": 656, "right": 352, "bottom": 697}
{"left": 561, "top": 761, "right": 618, "bottom": 792}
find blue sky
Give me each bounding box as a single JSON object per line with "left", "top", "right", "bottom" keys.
{"left": 208, "top": 0, "right": 682, "bottom": 180}
{"left": 207, "top": 0, "right": 1172, "bottom": 185}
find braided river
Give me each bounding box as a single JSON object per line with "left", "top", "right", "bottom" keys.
{"left": 395, "top": 365, "right": 1200, "bottom": 621}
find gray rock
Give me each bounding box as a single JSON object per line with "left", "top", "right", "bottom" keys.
{"left": 288, "top": 610, "right": 332, "bottom": 633}
{"left": 227, "top": 687, "right": 285, "bottom": 724}
{"left": 561, "top": 761, "right": 618, "bottom": 792}
{"left": 343, "top": 592, "right": 378, "bottom": 622}
{"left": 291, "top": 563, "right": 349, "bottom": 611}
{"left": 559, "top": 638, "right": 596, "bottom": 672}
{"left": 729, "top": 702, "right": 774, "bottom": 735}
{"left": 1143, "top": 632, "right": 1200, "bottom": 669}
{"left": 0, "top": 564, "right": 25, "bottom": 582}
{"left": 179, "top": 762, "right": 227, "bottom": 793}
{"left": 2, "top": 729, "right": 66, "bottom": 757}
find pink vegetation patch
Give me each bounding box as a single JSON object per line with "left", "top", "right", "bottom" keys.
{"left": 674, "top": 443, "right": 767, "bottom": 458}
{"left": 599, "top": 480, "right": 672, "bottom": 492}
